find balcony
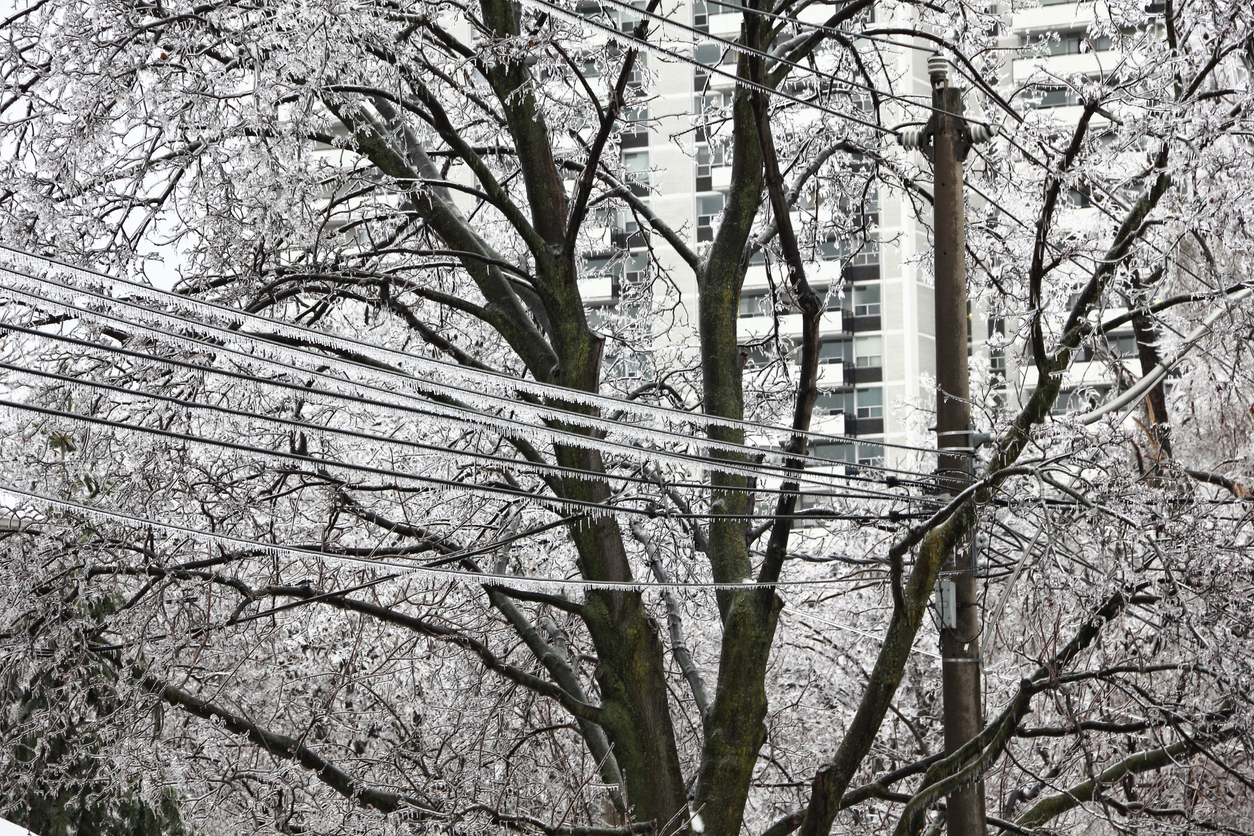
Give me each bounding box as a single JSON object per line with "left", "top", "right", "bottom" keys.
{"left": 708, "top": 11, "right": 740, "bottom": 37}
{"left": 816, "top": 360, "right": 844, "bottom": 389}
{"left": 709, "top": 166, "right": 732, "bottom": 190}
{"left": 738, "top": 308, "right": 844, "bottom": 341}
{"left": 610, "top": 228, "right": 648, "bottom": 249}
{"left": 844, "top": 416, "right": 883, "bottom": 436}
{"left": 843, "top": 314, "right": 881, "bottom": 333}
{"left": 620, "top": 130, "right": 649, "bottom": 149}
{"left": 578, "top": 274, "right": 614, "bottom": 302}
{"left": 811, "top": 411, "right": 845, "bottom": 437}
{"left": 847, "top": 364, "right": 882, "bottom": 385}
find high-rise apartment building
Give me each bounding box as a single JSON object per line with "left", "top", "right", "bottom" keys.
{"left": 1000, "top": 0, "right": 1152, "bottom": 414}
{"left": 572, "top": 0, "right": 926, "bottom": 471}
{"left": 568, "top": 0, "right": 1146, "bottom": 471}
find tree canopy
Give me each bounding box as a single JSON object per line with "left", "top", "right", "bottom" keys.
{"left": 1, "top": 0, "right": 1253, "bottom": 834}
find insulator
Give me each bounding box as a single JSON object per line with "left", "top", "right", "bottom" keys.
{"left": 928, "top": 55, "right": 950, "bottom": 83}
{"left": 968, "top": 123, "right": 999, "bottom": 144}
{"left": 900, "top": 126, "right": 928, "bottom": 149}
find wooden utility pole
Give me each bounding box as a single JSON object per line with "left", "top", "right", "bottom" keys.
{"left": 933, "top": 56, "right": 986, "bottom": 836}
{"left": 905, "top": 54, "right": 989, "bottom": 836}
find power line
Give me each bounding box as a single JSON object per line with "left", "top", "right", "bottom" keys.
{"left": 0, "top": 484, "right": 899, "bottom": 591}
{"left": 2, "top": 394, "right": 934, "bottom": 523}
{"left": 0, "top": 259, "right": 961, "bottom": 491}
{"left": 2, "top": 353, "right": 942, "bottom": 507}
{"left": 0, "top": 299, "right": 926, "bottom": 499}
{"left": 0, "top": 246, "right": 786, "bottom": 447}
{"left": 0, "top": 280, "right": 845, "bottom": 490}
{"left": 0, "top": 247, "right": 956, "bottom": 461}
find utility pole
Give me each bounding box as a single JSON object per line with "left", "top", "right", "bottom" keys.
{"left": 901, "top": 55, "right": 994, "bottom": 836}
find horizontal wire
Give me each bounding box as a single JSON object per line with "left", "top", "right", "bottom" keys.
{"left": 0, "top": 484, "right": 888, "bottom": 591}
{"left": 0, "top": 357, "right": 673, "bottom": 495}
{"left": 2, "top": 397, "right": 636, "bottom": 516}
{"left": 0, "top": 260, "right": 957, "bottom": 488}
{"left": 0, "top": 307, "right": 924, "bottom": 499}
{"left": 3, "top": 355, "right": 941, "bottom": 506}
{"left": 1, "top": 397, "right": 932, "bottom": 523}
{"left": 1, "top": 247, "right": 803, "bottom": 448}
{"left": 0, "top": 248, "right": 960, "bottom": 466}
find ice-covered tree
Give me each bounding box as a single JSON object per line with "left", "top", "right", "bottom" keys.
{"left": 1, "top": 0, "right": 1253, "bottom": 834}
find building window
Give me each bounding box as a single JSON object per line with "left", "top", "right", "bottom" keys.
{"left": 814, "top": 390, "right": 854, "bottom": 418}
{"left": 816, "top": 194, "right": 879, "bottom": 265}
{"left": 812, "top": 440, "right": 855, "bottom": 462}
{"left": 608, "top": 348, "right": 652, "bottom": 380}
{"left": 620, "top": 106, "right": 649, "bottom": 146}
{"left": 854, "top": 335, "right": 882, "bottom": 368}
{"left": 1110, "top": 333, "right": 1138, "bottom": 357}
{"left": 802, "top": 284, "right": 842, "bottom": 313}
{"left": 620, "top": 252, "right": 648, "bottom": 289}
{"left": 697, "top": 193, "right": 724, "bottom": 242}
{"left": 856, "top": 440, "right": 885, "bottom": 467}
{"left": 1040, "top": 30, "right": 1113, "bottom": 55}
{"left": 694, "top": 41, "right": 722, "bottom": 66}
{"left": 696, "top": 143, "right": 726, "bottom": 180}
{"left": 696, "top": 90, "right": 729, "bottom": 116}
{"left": 739, "top": 291, "right": 768, "bottom": 318}
{"left": 585, "top": 255, "right": 613, "bottom": 277}
{"left": 616, "top": 0, "right": 646, "bottom": 32}
{"left": 623, "top": 150, "right": 649, "bottom": 195}
{"left": 609, "top": 207, "right": 645, "bottom": 249}
{"left": 1033, "top": 86, "right": 1080, "bottom": 108}
{"left": 853, "top": 284, "right": 881, "bottom": 316}
{"left": 744, "top": 344, "right": 774, "bottom": 368}
{"left": 818, "top": 338, "right": 851, "bottom": 365}
{"left": 819, "top": 234, "right": 879, "bottom": 266}
{"left": 1051, "top": 387, "right": 1108, "bottom": 416}
{"left": 627, "top": 53, "right": 648, "bottom": 90}
{"left": 855, "top": 387, "right": 883, "bottom": 419}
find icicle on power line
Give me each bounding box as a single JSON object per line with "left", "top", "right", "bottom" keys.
{"left": 0, "top": 305, "right": 904, "bottom": 496}
{"left": 0, "top": 390, "right": 931, "bottom": 520}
